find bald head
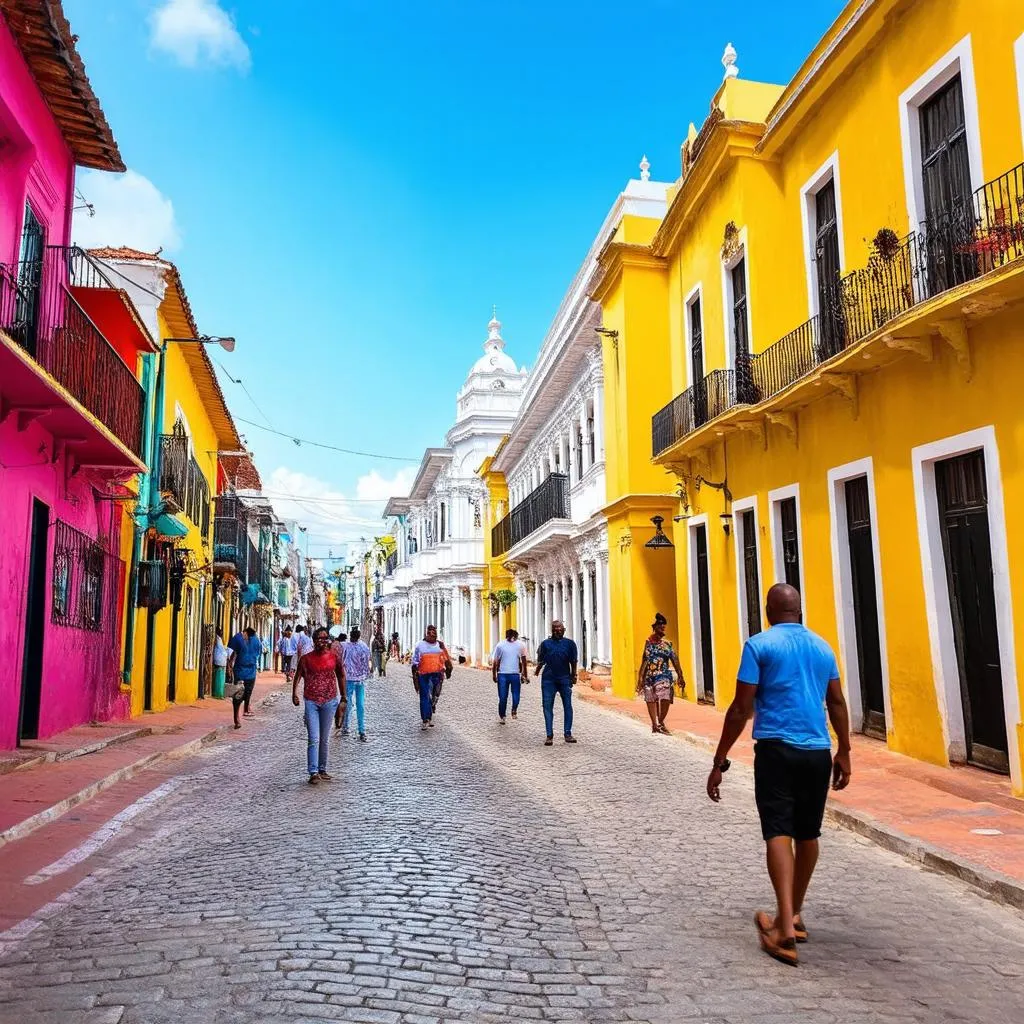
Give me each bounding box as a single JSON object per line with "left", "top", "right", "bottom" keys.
{"left": 766, "top": 583, "right": 802, "bottom": 625}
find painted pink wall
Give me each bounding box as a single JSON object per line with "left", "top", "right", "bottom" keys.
{"left": 0, "top": 13, "right": 75, "bottom": 265}
{"left": 0, "top": 416, "right": 129, "bottom": 749}
{"left": 0, "top": 12, "right": 125, "bottom": 749}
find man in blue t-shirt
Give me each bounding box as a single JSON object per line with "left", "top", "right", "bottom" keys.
{"left": 534, "top": 620, "right": 578, "bottom": 746}
{"left": 227, "top": 627, "right": 263, "bottom": 728}
{"left": 706, "top": 583, "right": 851, "bottom": 967}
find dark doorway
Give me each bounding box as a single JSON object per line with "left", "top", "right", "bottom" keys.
{"left": 689, "top": 296, "right": 707, "bottom": 427}
{"left": 19, "top": 499, "right": 49, "bottom": 742}
{"left": 740, "top": 509, "right": 761, "bottom": 638}
{"left": 15, "top": 204, "right": 45, "bottom": 355}
{"left": 779, "top": 497, "right": 801, "bottom": 592}
{"left": 815, "top": 179, "right": 845, "bottom": 358}
{"left": 694, "top": 524, "right": 714, "bottom": 701}
{"left": 919, "top": 75, "right": 976, "bottom": 294}
{"left": 935, "top": 451, "right": 1008, "bottom": 773}
{"left": 845, "top": 477, "right": 886, "bottom": 737}
{"left": 731, "top": 260, "right": 756, "bottom": 404}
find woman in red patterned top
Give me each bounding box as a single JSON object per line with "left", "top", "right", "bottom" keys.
{"left": 292, "top": 627, "right": 346, "bottom": 785}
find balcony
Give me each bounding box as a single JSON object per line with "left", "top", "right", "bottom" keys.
{"left": 213, "top": 495, "right": 248, "bottom": 574}
{"left": 492, "top": 473, "right": 570, "bottom": 558}
{"left": 0, "top": 247, "right": 145, "bottom": 462}
{"left": 159, "top": 433, "right": 211, "bottom": 542}
{"left": 652, "top": 161, "right": 1024, "bottom": 458}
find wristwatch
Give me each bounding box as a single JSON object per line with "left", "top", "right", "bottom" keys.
{"left": 714, "top": 758, "right": 731, "bottom": 773}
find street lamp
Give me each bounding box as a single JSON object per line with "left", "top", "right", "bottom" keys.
{"left": 164, "top": 334, "right": 236, "bottom": 352}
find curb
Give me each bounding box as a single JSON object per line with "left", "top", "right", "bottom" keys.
{"left": 576, "top": 689, "right": 1024, "bottom": 912}
{"left": 0, "top": 687, "right": 285, "bottom": 850}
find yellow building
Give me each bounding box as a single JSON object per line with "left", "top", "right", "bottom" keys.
{"left": 95, "top": 249, "right": 241, "bottom": 714}
{"left": 595, "top": 0, "right": 1024, "bottom": 793}
{"left": 478, "top": 445, "right": 518, "bottom": 639}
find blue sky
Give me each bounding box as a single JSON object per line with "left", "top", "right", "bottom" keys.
{"left": 66, "top": 0, "right": 846, "bottom": 553}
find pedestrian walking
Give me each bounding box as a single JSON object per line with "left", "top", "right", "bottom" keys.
{"left": 212, "top": 630, "right": 229, "bottom": 699}
{"left": 292, "top": 627, "right": 346, "bottom": 785}
{"left": 371, "top": 628, "right": 387, "bottom": 677}
{"left": 339, "top": 627, "right": 371, "bottom": 740}
{"left": 491, "top": 628, "right": 528, "bottom": 724}
{"left": 388, "top": 632, "right": 401, "bottom": 664}
{"left": 411, "top": 625, "right": 452, "bottom": 730}
{"left": 226, "top": 626, "right": 263, "bottom": 727}
{"left": 294, "top": 624, "right": 314, "bottom": 659}
{"left": 277, "top": 626, "right": 298, "bottom": 683}
{"left": 706, "top": 583, "right": 852, "bottom": 967}
{"left": 637, "top": 612, "right": 686, "bottom": 735}
{"left": 535, "top": 620, "right": 578, "bottom": 746}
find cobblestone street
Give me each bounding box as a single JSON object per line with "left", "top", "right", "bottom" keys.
{"left": 2, "top": 667, "right": 1024, "bottom": 1024}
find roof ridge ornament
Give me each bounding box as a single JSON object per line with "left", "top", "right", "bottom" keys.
{"left": 722, "top": 42, "right": 739, "bottom": 80}
{"left": 639, "top": 154, "right": 651, "bottom": 182}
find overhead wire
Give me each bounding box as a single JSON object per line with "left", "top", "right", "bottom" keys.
{"left": 231, "top": 417, "right": 420, "bottom": 462}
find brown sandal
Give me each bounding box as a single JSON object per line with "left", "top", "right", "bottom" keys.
{"left": 793, "top": 915, "right": 808, "bottom": 943}
{"left": 755, "top": 911, "right": 798, "bottom": 966}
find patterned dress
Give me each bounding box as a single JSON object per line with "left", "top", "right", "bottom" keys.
{"left": 641, "top": 636, "right": 676, "bottom": 703}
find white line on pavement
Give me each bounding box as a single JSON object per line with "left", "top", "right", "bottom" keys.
{"left": 22, "top": 778, "right": 186, "bottom": 886}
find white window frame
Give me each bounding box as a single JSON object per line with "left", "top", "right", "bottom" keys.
{"left": 720, "top": 225, "right": 753, "bottom": 371}
{"left": 898, "top": 35, "right": 984, "bottom": 234}
{"left": 768, "top": 483, "right": 807, "bottom": 619}
{"left": 183, "top": 584, "right": 197, "bottom": 671}
{"left": 683, "top": 281, "right": 704, "bottom": 388}
{"left": 800, "top": 151, "right": 846, "bottom": 320}
{"left": 827, "top": 457, "right": 892, "bottom": 736}
{"left": 911, "top": 426, "right": 1021, "bottom": 792}
{"left": 731, "top": 495, "right": 762, "bottom": 647}
{"left": 1016, "top": 34, "right": 1024, "bottom": 151}
{"left": 686, "top": 513, "right": 717, "bottom": 701}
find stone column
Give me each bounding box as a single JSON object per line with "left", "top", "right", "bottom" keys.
{"left": 593, "top": 378, "right": 605, "bottom": 464}
{"left": 532, "top": 581, "right": 543, "bottom": 655}
{"left": 571, "top": 568, "right": 584, "bottom": 656}
{"left": 579, "top": 402, "right": 591, "bottom": 475}
{"left": 595, "top": 554, "right": 610, "bottom": 664}
{"left": 450, "top": 585, "right": 460, "bottom": 648}
{"left": 469, "top": 588, "right": 481, "bottom": 665}
{"left": 581, "top": 562, "right": 594, "bottom": 670}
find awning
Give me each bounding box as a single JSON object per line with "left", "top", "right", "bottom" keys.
{"left": 153, "top": 512, "right": 188, "bottom": 539}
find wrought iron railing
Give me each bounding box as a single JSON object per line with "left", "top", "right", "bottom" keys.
{"left": 245, "top": 541, "right": 272, "bottom": 599}
{"left": 159, "top": 434, "right": 211, "bottom": 541}
{"left": 213, "top": 495, "right": 248, "bottom": 572}
{"left": 492, "top": 473, "right": 570, "bottom": 556}
{"left": 136, "top": 560, "right": 168, "bottom": 610}
{"left": 0, "top": 247, "right": 145, "bottom": 459}
{"left": 50, "top": 520, "right": 123, "bottom": 632}
{"left": 651, "top": 161, "right": 1024, "bottom": 456}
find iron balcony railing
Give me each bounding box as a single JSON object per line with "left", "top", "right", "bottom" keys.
{"left": 213, "top": 495, "right": 248, "bottom": 573}
{"left": 245, "top": 541, "right": 272, "bottom": 600}
{"left": 491, "top": 473, "right": 570, "bottom": 557}
{"left": 0, "top": 246, "right": 145, "bottom": 459}
{"left": 158, "top": 434, "right": 211, "bottom": 541}
{"left": 651, "top": 161, "right": 1024, "bottom": 456}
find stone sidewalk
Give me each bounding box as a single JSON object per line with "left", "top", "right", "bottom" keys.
{"left": 577, "top": 683, "right": 1024, "bottom": 907}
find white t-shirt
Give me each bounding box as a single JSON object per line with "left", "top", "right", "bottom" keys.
{"left": 492, "top": 639, "right": 525, "bottom": 674}
{"left": 295, "top": 632, "right": 314, "bottom": 657}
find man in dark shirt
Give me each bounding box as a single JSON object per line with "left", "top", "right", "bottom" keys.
{"left": 534, "top": 620, "right": 578, "bottom": 746}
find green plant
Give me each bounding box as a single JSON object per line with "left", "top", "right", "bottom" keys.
{"left": 491, "top": 588, "right": 517, "bottom": 608}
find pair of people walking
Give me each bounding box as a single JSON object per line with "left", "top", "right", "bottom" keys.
{"left": 336, "top": 628, "right": 371, "bottom": 741}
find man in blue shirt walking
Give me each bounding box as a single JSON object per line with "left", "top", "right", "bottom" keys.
{"left": 227, "top": 627, "right": 263, "bottom": 729}
{"left": 534, "top": 620, "right": 578, "bottom": 746}
{"left": 706, "top": 584, "right": 851, "bottom": 967}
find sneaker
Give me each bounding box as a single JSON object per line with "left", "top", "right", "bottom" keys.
{"left": 308, "top": 773, "right": 319, "bottom": 785}
{"left": 359, "top": 733, "right": 367, "bottom": 742}
{"left": 428, "top": 720, "right": 435, "bottom": 728}
{"left": 511, "top": 710, "right": 517, "bottom": 719}
{"left": 499, "top": 717, "right": 506, "bottom": 725}
{"left": 341, "top": 728, "right": 350, "bottom": 736}
{"left": 318, "top": 771, "right": 332, "bottom": 781}
{"left": 421, "top": 722, "right": 429, "bottom": 731}
{"left": 544, "top": 737, "right": 553, "bottom": 746}
{"left": 564, "top": 735, "right": 578, "bottom": 744}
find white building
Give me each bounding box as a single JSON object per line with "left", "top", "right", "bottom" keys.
{"left": 487, "top": 163, "right": 670, "bottom": 673}
{"left": 381, "top": 314, "right": 527, "bottom": 661}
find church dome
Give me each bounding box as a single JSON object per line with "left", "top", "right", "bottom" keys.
{"left": 469, "top": 311, "right": 518, "bottom": 376}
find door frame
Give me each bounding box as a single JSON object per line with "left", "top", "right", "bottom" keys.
{"left": 800, "top": 150, "right": 846, "bottom": 319}
{"left": 768, "top": 483, "right": 807, "bottom": 617}
{"left": 731, "top": 495, "right": 762, "bottom": 647}
{"left": 684, "top": 281, "right": 704, "bottom": 388}
{"left": 912, "top": 426, "right": 1020, "bottom": 791}
{"left": 827, "top": 457, "right": 892, "bottom": 736}
{"left": 898, "top": 35, "right": 983, "bottom": 235}
{"left": 686, "top": 514, "right": 717, "bottom": 701}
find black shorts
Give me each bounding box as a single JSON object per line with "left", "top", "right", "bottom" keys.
{"left": 753, "top": 740, "right": 832, "bottom": 842}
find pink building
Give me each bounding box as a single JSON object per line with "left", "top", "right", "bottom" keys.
{"left": 0, "top": 1, "right": 153, "bottom": 747}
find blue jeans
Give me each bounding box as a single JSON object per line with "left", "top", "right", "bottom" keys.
{"left": 304, "top": 697, "right": 340, "bottom": 775}
{"left": 342, "top": 680, "right": 366, "bottom": 733}
{"left": 542, "top": 678, "right": 574, "bottom": 738}
{"left": 497, "top": 673, "right": 521, "bottom": 718}
{"left": 418, "top": 672, "right": 443, "bottom": 722}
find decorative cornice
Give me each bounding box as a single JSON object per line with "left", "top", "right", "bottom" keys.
{"left": 590, "top": 242, "right": 668, "bottom": 304}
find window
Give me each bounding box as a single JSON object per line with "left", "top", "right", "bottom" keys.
{"left": 51, "top": 520, "right": 116, "bottom": 632}
{"left": 731, "top": 498, "right": 761, "bottom": 644}
{"left": 800, "top": 153, "right": 846, "bottom": 356}
{"left": 183, "top": 586, "right": 197, "bottom": 670}
{"left": 769, "top": 485, "right": 805, "bottom": 610}
{"left": 575, "top": 426, "right": 584, "bottom": 479}
{"left": 722, "top": 231, "right": 755, "bottom": 404}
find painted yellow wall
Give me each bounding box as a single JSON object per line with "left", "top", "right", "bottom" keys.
{"left": 598, "top": 0, "right": 1024, "bottom": 788}
{"left": 479, "top": 454, "right": 517, "bottom": 634}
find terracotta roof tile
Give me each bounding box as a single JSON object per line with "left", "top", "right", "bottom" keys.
{"left": 87, "top": 246, "right": 163, "bottom": 262}
{"left": 0, "top": 0, "right": 123, "bottom": 171}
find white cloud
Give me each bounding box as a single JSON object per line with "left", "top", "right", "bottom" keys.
{"left": 355, "top": 467, "right": 415, "bottom": 501}
{"left": 73, "top": 169, "right": 181, "bottom": 252}
{"left": 150, "top": 0, "right": 251, "bottom": 70}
